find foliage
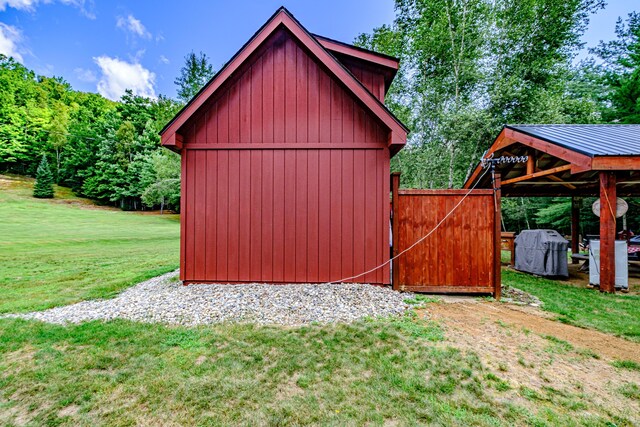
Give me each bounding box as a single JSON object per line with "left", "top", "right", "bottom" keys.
{"left": 0, "top": 55, "right": 183, "bottom": 211}
{"left": 591, "top": 12, "right": 640, "bottom": 123}
{"left": 141, "top": 150, "right": 181, "bottom": 213}
{"left": 0, "top": 175, "right": 179, "bottom": 313}
{"left": 356, "top": 0, "right": 605, "bottom": 191}
{"left": 612, "top": 359, "right": 640, "bottom": 371}
{"left": 174, "top": 51, "right": 215, "bottom": 103}
{"left": 32, "top": 154, "right": 54, "bottom": 198}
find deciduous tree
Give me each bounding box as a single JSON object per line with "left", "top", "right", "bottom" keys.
{"left": 174, "top": 51, "right": 215, "bottom": 103}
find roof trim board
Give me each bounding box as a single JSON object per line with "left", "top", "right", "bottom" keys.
{"left": 505, "top": 125, "right": 595, "bottom": 158}
{"left": 464, "top": 124, "right": 640, "bottom": 194}
{"left": 161, "top": 7, "right": 408, "bottom": 153}
{"left": 312, "top": 34, "right": 400, "bottom": 70}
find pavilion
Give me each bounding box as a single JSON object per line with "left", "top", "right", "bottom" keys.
{"left": 464, "top": 124, "right": 640, "bottom": 293}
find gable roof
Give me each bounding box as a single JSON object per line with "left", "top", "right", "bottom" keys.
{"left": 160, "top": 7, "right": 408, "bottom": 153}
{"left": 463, "top": 124, "right": 640, "bottom": 197}
{"left": 312, "top": 33, "right": 399, "bottom": 93}
{"left": 506, "top": 124, "right": 640, "bottom": 157}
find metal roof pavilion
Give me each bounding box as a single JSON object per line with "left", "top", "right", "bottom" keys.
{"left": 508, "top": 124, "right": 640, "bottom": 157}
{"left": 464, "top": 124, "right": 640, "bottom": 198}
{"left": 464, "top": 123, "right": 640, "bottom": 294}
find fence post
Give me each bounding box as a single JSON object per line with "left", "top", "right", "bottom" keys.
{"left": 391, "top": 172, "right": 400, "bottom": 290}
{"left": 493, "top": 172, "right": 502, "bottom": 300}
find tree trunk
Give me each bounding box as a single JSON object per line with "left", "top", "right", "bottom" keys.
{"left": 448, "top": 145, "right": 455, "bottom": 189}
{"left": 55, "top": 148, "right": 61, "bottom": 184}
{"left": 521, "top": 197, "right": 531, "bottom": 229}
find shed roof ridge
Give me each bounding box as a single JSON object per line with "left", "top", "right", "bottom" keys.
{"left": 160, "top": 6, "right": 408, "bottom": 144}
{"left": 311, "top": 33, "right": 401, "bottom": 65}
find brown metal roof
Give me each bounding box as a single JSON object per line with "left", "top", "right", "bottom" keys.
{"left": 507, "top": 124, "right": 640, "bottom": 157}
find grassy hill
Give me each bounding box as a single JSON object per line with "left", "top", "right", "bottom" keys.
{"left": 0, "top": 175, "right": 179, "bottom": 313}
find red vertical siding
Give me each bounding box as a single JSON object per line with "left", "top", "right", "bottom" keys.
{"left": 339, "top": 58, "right": 387, "bottom": 102}
{"left": 179, "top": 28, "right": 393, "bottom": 284}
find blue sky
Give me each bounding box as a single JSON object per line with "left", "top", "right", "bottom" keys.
{"left": 0, "top": 0, "right": 636, "bottom": 101}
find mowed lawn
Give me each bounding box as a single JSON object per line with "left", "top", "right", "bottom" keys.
{"left": 0, "top": 175, "right": 179, "bottom": 313}
{"left": 1, "top": 175, "right": 639, "bottom": 426}
{"left": 503, "top": 270, "right": 640, "bottom": 342}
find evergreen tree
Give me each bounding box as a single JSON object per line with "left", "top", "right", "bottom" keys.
{"left": 33, "top": 154, "right": 54, "bottom": 198}
{"left": 592, "top": 12, "right": 640, "bottom": 123}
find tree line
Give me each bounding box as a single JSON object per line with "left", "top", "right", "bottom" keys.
{"left": 0, "top": 51, "right": 213, "bottom": 212}
{"left": 1, "top": 2, "right": 639, "bottom": 232}
{"left": 356, "top": 0, "right": 639, "bottom": 234}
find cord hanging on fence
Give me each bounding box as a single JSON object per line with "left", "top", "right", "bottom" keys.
{"left": 329, "top": 166, "right": 493, "bottom": 285}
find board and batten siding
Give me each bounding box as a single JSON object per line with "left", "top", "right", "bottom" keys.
{"left": 179, "top": 28, "right": 391, "bottom": 284}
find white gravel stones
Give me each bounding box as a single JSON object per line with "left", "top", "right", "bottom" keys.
{"left": 5, "top": 271, "right": 411, "bottom": 326}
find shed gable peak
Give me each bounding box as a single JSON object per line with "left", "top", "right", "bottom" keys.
{"left": 181, "top": 28, "right": 386, "bottom": 146}
{"left": 161, "top": 7, "right": 407, "bottom": 154}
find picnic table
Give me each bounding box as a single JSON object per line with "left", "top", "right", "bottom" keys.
{"left": 571, "top": 254, "right": 590, "bottom": 272}
{"left": 572, "top": 244, "right": 640, "bottom": 272}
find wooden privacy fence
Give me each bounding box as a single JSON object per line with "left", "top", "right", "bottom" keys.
{"left": 391, "top": 173, "right": 502, "bottom": 298}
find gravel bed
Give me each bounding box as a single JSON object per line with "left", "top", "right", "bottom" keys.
{"left": 501, "top": 285, "right": 543, "bottom": 307}
{"left": 5, "top": 271, "right": 412, "bottom": 326}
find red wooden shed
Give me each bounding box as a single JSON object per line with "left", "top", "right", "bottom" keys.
{"left": 161, "top": 7, "right": 408, "bottom": 285}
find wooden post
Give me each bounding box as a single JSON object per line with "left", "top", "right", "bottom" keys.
{"left": 571, "top": 197, "right": 581, "bottom": 264}
{"left": 391, "top": 172, "right": 401, "bottom": 290}
{"left": 526, "top": 151, "right": 535, "bottom": 175}
{"left": 599, "top": 172, "right": 617, "bottom": 293}
{"left": 493, "top": 172, "right": 502, "bottom": 300}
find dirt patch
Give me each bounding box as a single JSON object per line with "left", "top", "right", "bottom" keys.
{"left": 422, "top": 301, "right": 640, "bottom": 422}
{"left": 275, "top": 373, "right": 305, "bottom": 400}
{"left": 433, "top": 302, "right": 640, "bottom": 362}
{"left": 57, "top": 404, "right": 80, "bottom": 418}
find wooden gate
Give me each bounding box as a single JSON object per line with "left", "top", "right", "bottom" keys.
{"left": 391, "top": 173, "right": 502, "bottom": 298}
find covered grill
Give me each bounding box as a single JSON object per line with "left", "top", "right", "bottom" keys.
{"left": 514, "top": 230, "right": 569, "bottom": 278}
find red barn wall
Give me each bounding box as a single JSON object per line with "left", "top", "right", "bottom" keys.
{"left": 179, "top": 28, "right": 391, "bottom": 284}
{"left": 335, "top": 55, "right": 387, "bottom": 102}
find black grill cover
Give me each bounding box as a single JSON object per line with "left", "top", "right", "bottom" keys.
{"left": 514, "top": 230, "right": 569, "bottom": 278}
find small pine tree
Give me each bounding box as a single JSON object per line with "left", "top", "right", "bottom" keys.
{"left": 33, "top": 154, "right": 54, "bottom": 198}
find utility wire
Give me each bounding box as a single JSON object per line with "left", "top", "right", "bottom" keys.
{"left": 330, "top": 165, "right": 493, "bottom": 284}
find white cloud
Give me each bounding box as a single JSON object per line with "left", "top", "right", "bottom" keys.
{"left": 74, "top": 67, "right": 96, "bottom": 82}
{"left": 0, "top": 23, "right": 23, "bottom": 62}
{"left": 0, "top": 0, "right": 40, "bottom": 11}
{"left": 94, "top": 55, "right": 156, "bottom": 100}
{"left": 0, "top": 0, "right": 95, "bottom": 18}
{"left": 159, "top": 54, "right": 169, "bottom": 64}
{"left": 116, "top": 14, "right": 151, "bottom": 39}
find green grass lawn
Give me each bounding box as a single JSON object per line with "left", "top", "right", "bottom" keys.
{"left": 0, "top": 175, "right": 179, "bottom": 313}
{"left": 0, "top": 175, "right": 637, "bottom": 425}
{"left": 2, "top": 316, "right": 632, "bottom": 426}
{"left": 503, "top": 269, "right": 640, "bottom": 341}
